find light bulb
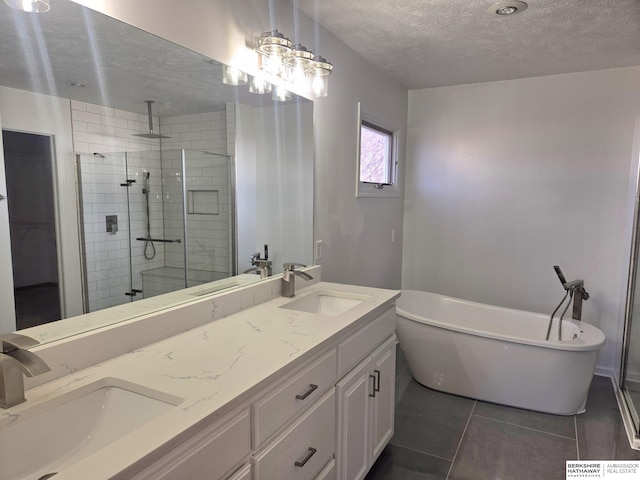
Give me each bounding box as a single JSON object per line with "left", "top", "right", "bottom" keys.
{"left": 272, "top": 85, "right": 292, "bottom": 102}
{"left": 249, "top": 76, "right": 272, "bottom": 94}
{"left": 312, "top": 73, "right": 329, "bottom": 97}
{"left": 222, "top": 65, "right": 248, "bottom": 86}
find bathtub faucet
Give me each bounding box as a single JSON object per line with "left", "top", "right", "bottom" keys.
{"left": 564, "top": 279, "right": 590, "bottom": 321}
{"left": 553, "top": 266, "right": 590, "bottom": 321}
{"left": 547, "top": 266, "right": 591, "bottom": 341}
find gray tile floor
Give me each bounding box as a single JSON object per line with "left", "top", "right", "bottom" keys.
{"left": 365, "top": 348, "right": 640, "bottom": 480}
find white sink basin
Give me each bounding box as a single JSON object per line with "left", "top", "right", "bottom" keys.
{"left": 281, "top": 290, "right": 369, "bottom": 316}
{"left": 0, "top": 378, "right": 183, "bottom": 480}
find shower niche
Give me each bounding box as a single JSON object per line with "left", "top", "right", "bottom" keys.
{"left": 77, "top": 148, "right": 234, "bottom": 312}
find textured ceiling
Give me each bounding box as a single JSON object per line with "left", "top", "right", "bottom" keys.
{"left": 295, "top": 0, "right": 640, "bottom": 89}
{"left": 2, "top": 1, "right": 639, "bottom": 112}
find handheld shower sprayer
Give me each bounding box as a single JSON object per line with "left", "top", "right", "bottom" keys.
{"left": 142, "top": 171, "right": 150, "bottom": 194}
{"left": 141, "top": 171, "right": 155, "bottom": 260}
{"left": 553, "top": 265, "right": 568, "bottom": 286}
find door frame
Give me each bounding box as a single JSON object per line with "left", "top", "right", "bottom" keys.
{"left": 0, "top": 86, "right": 83, "bottom": 332}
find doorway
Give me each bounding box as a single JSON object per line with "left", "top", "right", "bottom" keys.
{"left": 2, "top": 130, "right": 61, "bottom": 329}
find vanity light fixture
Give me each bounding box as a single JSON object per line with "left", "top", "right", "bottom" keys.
{"left": 222, "top": 64, "right": 248, "bottom": 86}
{"left": 489, "top": 1, "right": 528, "bottom": 15}
{"left": 249, "top": 75, "right": 272, "bottom": 94}
{"left": 4, "top": 0, "right": 49, "bottom": 12}
{"left": 256, "top": 30, "right": 333, "bottom": 98}
{"left": 272, "top": 84, "right": 292, "bottom": 102}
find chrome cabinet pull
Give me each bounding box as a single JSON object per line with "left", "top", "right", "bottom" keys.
{"left": 374, "top": 369, "right": 381, "bottom": 392}
{"left": 369, "top": 374, "right": 376, "bottom": 397}
{"left": 295, "top": 383, "right": 318, "bottom": 400}
{"left": 294, "top": 447, "right": 317, "bottom": 467}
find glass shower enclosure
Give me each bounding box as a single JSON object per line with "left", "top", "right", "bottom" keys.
{"left": 76, "top": 149, "right": 235, "bottom": 313}
{"left": 620, "top": 185, "right": 640, "bottom": 449}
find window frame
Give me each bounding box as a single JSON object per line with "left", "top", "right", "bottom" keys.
{"left": 355, "top": 103, "right": 399, "bottom": 198}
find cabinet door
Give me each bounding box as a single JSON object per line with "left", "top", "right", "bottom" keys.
{"left": 370, "top": 336, "right": 396, "bottom": 463}
{"left": 336, "top": 357, "right": 372, "bottom": 480}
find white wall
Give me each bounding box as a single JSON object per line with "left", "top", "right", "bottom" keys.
{"left": 403, "top": 67, "right": 640, "bottom": 375}
{"left": 235, "top": 101, "right": 314, "bottom": 274}
{"left": 72, "top": 0, "right": 409, "bottom": 290}
{"left": 254, "top": 102, "right": 314, "bottom": 272}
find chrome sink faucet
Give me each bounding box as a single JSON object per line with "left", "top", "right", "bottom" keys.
{"left": 243, "top": 244, "right": 272, "bottom": 278}
{"left": 0, "top": 333, "right": 51, "bottom": 408}
{"left": 281, "top": 263, "right": 313, "bottom": 298}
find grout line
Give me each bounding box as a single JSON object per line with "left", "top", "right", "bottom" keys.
{"left": 388, "top": 441, "right": 453, "bottom": 463}
{"left": 445, "top": 400, "right": 476, "bottom": 480}
{"left": 470, "top": 413, "right": 576, "bottom": 441}
{"left": 574, "top": 415, "right": 580, "bottom": 460}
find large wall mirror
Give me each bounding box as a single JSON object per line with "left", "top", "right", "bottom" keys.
{"left": 0, "top": 0, "right": 313, "bottom": 342}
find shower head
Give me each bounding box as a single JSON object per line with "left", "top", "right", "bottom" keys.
{"left": 132, "top": 101, "right": 171, "bottom": 139}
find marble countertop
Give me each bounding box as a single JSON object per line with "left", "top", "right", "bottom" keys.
{"left": 2, "top": 281, "right": 399, "bottom": 480}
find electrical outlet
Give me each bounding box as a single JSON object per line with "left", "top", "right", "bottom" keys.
{"left": 315, "top": 240, "right": 323, "bottom": 261}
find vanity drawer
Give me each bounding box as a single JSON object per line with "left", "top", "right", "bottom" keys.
{"left": 253, "top": 389, "right": 336, "bottom": 480}
{"left": 252, "top": 348, "right": 337, "bottom": 448}
{"left": 315, "top": 459, "right": 337, "bottom": 480}
{"left": 131, "top": 408, "right": 250, "bottom": 480}
{"left": 337, "top": 306, "right": 396, "bottom": 378}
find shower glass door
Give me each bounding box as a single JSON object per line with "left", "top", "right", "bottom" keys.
{"left": 621, "top": 188, "right": 640, "bottom": 447}
{"left": 77, "top": 152, "right": 133, "bottom": 312}
{"left": 182, "top": 149, "right": 235, "bottom": 285}
{"left": 77, "top": 149, "right": 236, "bottom": 313}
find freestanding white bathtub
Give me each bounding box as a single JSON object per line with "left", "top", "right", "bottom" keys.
{"left": 396, "top": 290, "right": 606, "bottom": 415}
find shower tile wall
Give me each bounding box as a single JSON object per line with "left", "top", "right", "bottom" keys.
{"left": 72, "top": 100, "right": 164, "bottom": 311}
{"left": 72, "top": 102, "right": 232, "bottom": 309}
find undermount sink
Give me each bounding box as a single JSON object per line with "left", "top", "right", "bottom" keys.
{"left": 281, "top": 290, "right": 370, "bottom": 316}
{"left": 0, "top": 378, "right": 183, "bottom": 480}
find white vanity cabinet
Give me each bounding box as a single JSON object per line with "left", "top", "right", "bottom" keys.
{"left": 129, "top": 408, "right": 251, "bottom": 480}
{"left": 336, "top": 308, "right": 396, "bottom": 480}
{"left": 251, "top": 348, "right": 338, "bottom": 480}
{"left": 119, "top": 295, "right": 397, "bottom": 480}
{"left": 252, "top": 389, "right": 336, "bottom": 480}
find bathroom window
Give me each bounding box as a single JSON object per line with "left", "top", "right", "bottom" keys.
{"left": 356, "top": 103, "right": 399, "bottom": 197}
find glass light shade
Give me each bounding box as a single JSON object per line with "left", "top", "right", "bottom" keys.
{"left": 259, "top": 50, "right": 288, "bottom": 77}
{"left": 287, "top": 45, "right": 314, "bottom": 91}
{"left": 311, "top": 56, "right": 333, "bottom": 97}
{"left": 312, "top": 73, "right": 329, "bottom": 97}
{"left": 222, "top": 65, "right": 248, "bottom": 86}
{"left": 257, "top": 30, "right": 292, "bottom": 77}
{"left": 272, "top": 85, "right": 292, "bottom": 102}
{"left": 249, "top": 76, "right": 272, "bottom": 94}
{"left": 4, "top": 0, "right": 49, "bottom": 12}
